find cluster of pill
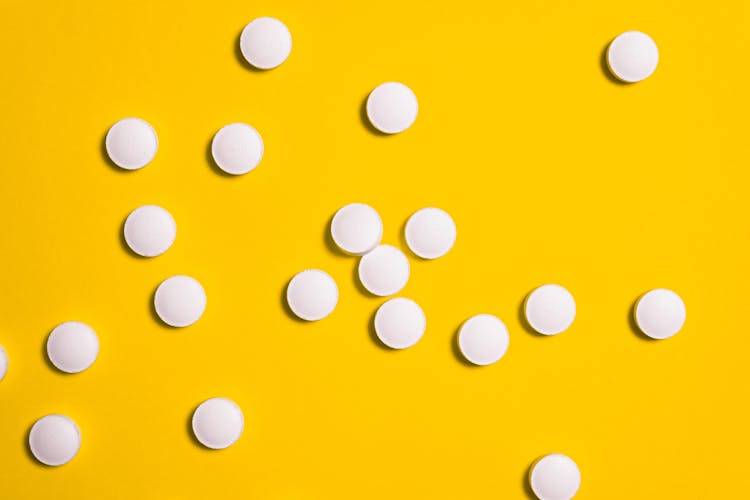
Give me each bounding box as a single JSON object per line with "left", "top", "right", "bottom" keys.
{"left": 0, "top": 13, "right": 680, "bottom": 499}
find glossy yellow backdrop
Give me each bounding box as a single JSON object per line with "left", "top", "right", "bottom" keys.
{"left": 1, "top": 0, "right": 748, "bottom": 498}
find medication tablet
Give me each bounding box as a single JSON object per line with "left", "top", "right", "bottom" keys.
{"left": 47, "top": 322, "right": 99, "bottom": 374}
{"left": 211, "top": 123, "right": 264, "bottom": 175}
{"left": 105, "top": 117, "right": 158, "bottom": 170}
{"left": 524, "top": 284, "right": 576, "bottom": 336}
{"left": 239, "top": 17, "right": 292, "bottom": 70}
{"left": 286, "top": 269, "right": 338, "bottom": 321}
{"left": 29, "top": 414, "right": 81, "bottom": 466}
{"left": 366, "top": 82, "right": 418, "bottom": 134}
{"left": 607, "top": 31, "right": 659, "bottom": 83}
{"left": 154, "top": 275, "right": 206, "bottom": 327}
{"left": 123, "top": 205, "right": 176, "bottom": 257}
{"left": 331, "top": 203, "right": 383, "bottom": 255}
{"left": 529, "top": 453, "right": 581, "bottom": 500}
{"left": 634, "top": 288, "right": 686, "bottom": 339}
{"left": 358, "top": 245, "right": 410, "bottom": 296}
{"left": 192, "top": 397, "right": 244, "bottom": 449}
{"left": 405, "top": 207, "right": 456, "bottom": 259}
{"left": 457, "top": 314, "right": 509, "bottom": 366}
{"left": 374, "top": 298, "right": 426, "bottom": 349}
{"left": 0, "top": 344, "right": 7, "bottom": 382}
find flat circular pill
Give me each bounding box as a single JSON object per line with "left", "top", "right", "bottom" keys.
{"left": 458, "top": 314, "right": 509, "bottom": 366}
{"left": 529, "top": 453, "right": 581, "bottom": 500}
{"left": 154, "top": 275, "right": 206, "bottom": 327}
{"left": 123, "top": 205, "right": 176, "bottom": 257}
{"left": 0, "top": 344, "right": 7, "bottom": 381}
{"left": 29, "top": 414, "right": 81, "bottom": 466}
{"left": 286, "top": 269, "right": 338, "bottom": 321}
{"left": 607, "top": 31, "right": 659, "bottom": 83}
{"left": 105, "top": 117, "right": 158, "bottom": 170}
{"left": 634, "top": 288, "right": 686, "bottom": 339}
{"left": 46, "top": 322, "right": 99, "bottom": 374}
{"left": 211, "top": 123, "right": 264, "bottom": 175}
{"left": 192, "top": 397, "right": 244, "bottom": 449}
{"left": 374, "top": 298, "right": 426, "bottom": 349}
{"left": 358, "top": 245, "right": 410, "bottom": 296}
{"left": 239, "top": 17, "right": 292, "bottom": 70}
{"left": 366, "top": 82, "right": 418, "bottom": 134}
{"left": 405, "top": 207, "right": 456, "bottom": 259}
{"left": 331, "top": 203, "right": 383, "bottom": 255}
{"left": 525, "top": 284, "right": 576, "bottom": 335}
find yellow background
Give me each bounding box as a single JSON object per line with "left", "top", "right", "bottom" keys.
{"left": 0, "top": 0, "right": 748, "bottom": 498}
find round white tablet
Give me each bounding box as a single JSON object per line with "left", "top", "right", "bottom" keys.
{"left": 0, "top": 344, "right": 7, "bottom": 382}
{"left": 192, "top": 397, "right": 244, "bottom": 449}
{"left": 374, "top": 298, "right": 426, "bottom": 349}
{"left": 29, "top": 414, "right": 81, "bottom": 466}
{"left": 405, "top": 207, "right": 456, "bottom": 259}
{"left": 458, "top": 314, "right": 509, "bottom": 366}
{"left": 105, "top": 117, "right": 158, "bottom": 170}
{"left": 154, "top": 275, "right": 206, "bottom": 327}
{"left": 331, "top": 203, "right": 383, "bottom": 255}
{"left": 358, "top": 245, "right": 410, "bottom": 296}
{"left": 607, "top": 31, "right": 659, "bottom": 83}
{"left": 524, "top": 284, "right": 576, "bottom": 336}
{"left": 634, "top": 288, "right": 686, "bottom": 339}
{"left": 286, "top": 269, "right": 338, "bottom": 321}
{"left": 366, "top": 82, "right": 418, "bottom": 134}
{"left": 239, "top": 17, "right": 292, "bottom": 70}
{"left": 123, "top": 205, "right": 176, "bottom": 257}
{"left": 47, "top": 322, "right": 99, "bottom": 374}
{"left": 211, "top": 123, "right": 264, "bottom": 175}
{"left": 529, "top": 453, "right": 581, "bottom": 500}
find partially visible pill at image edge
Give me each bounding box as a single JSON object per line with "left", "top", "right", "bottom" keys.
{"left": 331, "top": 203, "right": 383, "bottom": 255}
{"left": 192, "top": 397, "right": 244, "bottom": 449}
{"left": 124, "top": 205, "right": 176, "bottom": 257}
{"left": 634, "top": 288, "right": 686, "bottom": 339}
{"left": 47, "top": 321, "right": 99, "bottom": 374}
{"left": 154, "top": 275, "right": 207, "bottom": 327}
{"left": 0, "top": 344, "right": 7, "bottom": 381}
{"left": 366, "top": 82, "right": 418, "bottom": 134}
{"left": 286, "top": 269, "right": 338, "bottom": 321}
{"left": 529, "top": 453, "right": 581, "bottom": 500}
{"left": 239, "top": 17, "right": 292, "bottom": 70}
{"left": 29, "top": 414, "right": 81, "bottom": 466}
{"left": 458, "top": 314, "right": 509, "bottom": 366}
{"left": 105, "top": 117, "right": 158, "bottom": 170}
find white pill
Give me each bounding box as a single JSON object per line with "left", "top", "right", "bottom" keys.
{"left": 524, "top": 284, "right": 576, "bottom": 336}
{"left": 239, "top": 17, "right": 292, "bottom": 70}
{"left": 29, "top": 414, "right": 81, "bottom": 466}
{"left": 607, "top": 31, "right": 659, "bottom": 83}
{"left": 366, "top": 82, "right": 418, "bottom": 134}
{"left": 405, "top": 207, "right": 456, "bottom": 259}
{"left": 529, "top": 453, "right": 581, "bottom": 500}
{"left": 0, "top": 344, "right": 7, "bottom": 382}
{"left": 105, "top": 117, "right": 158, "bottom": 170}
{"left": 458, "top": 314, "right": 509, "bottom": 366}
{"left": 192, "top": 397, "right": 244, "bottom": 449}
{"left": 123, "top": 205, "right": 176, "bottom": 257}
{"left": 374, "top": 298, "right": 426, "bottom": 349}
{"left": 331, "top": 203, "right": 383, "bottom": 255}
{"left": 211, "top": 123, "right": 264, "bottom": 175}
{"left": 47, "top": 322, "right": 99, "bottom": 374}
{"left": 358, "top": 245, "right": 410, "bottom": 296}
{"left": 154, "top": 275, "right": 206, "bottom": 327}
{"left": 634, "top": 288, "right": 686, "bottom": 339}
{"left": 286, "top": 269, "right": 338, "bottom": 321}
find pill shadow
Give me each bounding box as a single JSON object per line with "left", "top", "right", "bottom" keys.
{"left": 628, "top": 297, "right": 656, "bottom": 342}
{"left": 600, "top": 42, "right": 629, "bottom": 86}
{"left": 323, "top": 213, "right": 350, "bottom": 258}
{"left": 516, "top": 291, "right": 548, "bottom": 338}
{"left": 367, "top": 306, "right": 395, "bottom": 352}
{"left": 351, "top": 263, "right": 379, "bottom": 298}
{"left": 521, "top": 461, "right": 537, "bottom": 499}
{"left": 233, "top": 28, "right": 265, "bottom": 73}
{"left": 39, "top": 332, "right": 61, "bottom": 374}
{"left": 450, "top": 321, "right": 480, "bottom": 368}
{"left": 359, "top": 95, "right": 389, "bottom": 137}
{"left": 280, "top": 279, "right": 308, "bottom": 324}
{"left": 204, "top": 136, "right": 237, "bottom": 178}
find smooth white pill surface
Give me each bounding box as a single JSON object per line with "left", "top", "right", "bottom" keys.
{"left": 374, "top": 298, "right": 426, "bottom": 349}
{"left": 239, "top": 17, "right": 292, "bottom": 70}
{"left": 530, "top": 453, "right": 581, "bottom": 500}
{"left": 607, "top": 31, "right": 659, "bottom": 83}
{"left": 405, "top": 207, "right": 456, "bottom": 259}
{"left": 154, "top": 275, "right": 206, "bottom": 327}
{"left": 105, "top": 117, "right": 158, "bottom": 170}
{"left": 286, "top": 269, "right": 338, "bottom": 321}
{"left": 211, "top": 123, "right": 264, "bottom": 175}
{"left": 525, "top": 284, "right": 576, "bottom": 336}
{"left": 635, "top": 288, "right": 686, "bottom": 339}
{"left": 0, "top": 344, "right": 7, "bottom": 382}
{"left": 29, "top": 415, "right": 81, "bottom": 466}
{"left": 366, "top": 82, "right": 418, "bottom": 134}
{"left": 358, "top": 245, "right": 410, "bottom": 296}
{"left": 458, "top": 314, "right": 509, "bottom": 366}
{"left": 331, "top": 203, "right": 383, "bottom": 255}
{"left": 47, "top": 322, "right": 99, "bottom": 374}
{"left": 192, "top": 398, "right": 244, "bottom": 449}
{"left": 124, "top": 205, "right": 176, "bottom": 257}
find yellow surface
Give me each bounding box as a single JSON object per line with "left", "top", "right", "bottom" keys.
{"left": 0, "top": 0, "right": 748, "bottom": 498}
